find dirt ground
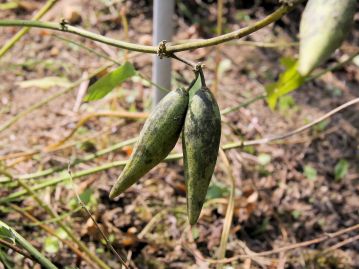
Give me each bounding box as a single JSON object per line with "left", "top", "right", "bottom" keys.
{"left": 0, "top": 1, "right": 358, "bottom": 268}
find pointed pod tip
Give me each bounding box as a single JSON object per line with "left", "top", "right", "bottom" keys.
{"left": 188, "top": 211, "right": 200, "bottom": 225}
{"left": 109, "top": 188, "right": 118, "bottom": 200}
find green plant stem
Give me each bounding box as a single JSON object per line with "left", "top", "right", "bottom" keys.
{"left": 0, "top": 64, "right": 112, "bottom": 133}
{"left": 221, "top": 94, "right": 266, "bottom": 115}
{"left": 228, "top": 40, "right": 298, "bottom": 48}
{"left": 0, "top": 0, "right": 58, "bottom": 58}
{"left": 7, "top": 138, "right": 137, "bottom": 182}
{"left": 0, "top": 1, "right": 302, "bottom": 54}
{"left": 1, "top": 171, "right": 110, "bottom": 269}
{"left": 0, "top": 20, "right": 156, "bottom": 53}
{"left": 68, "top": 169, "right": 128, "bottom": 268}
{"left": 0, "top": 220, "right": 58, "bottom": 269}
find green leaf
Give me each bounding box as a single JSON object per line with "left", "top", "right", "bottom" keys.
{"left": 0, "top": 226, "right": 15, "bottom": 244}
{"left": 206, "top": 182, "right": 229, "bottom": 200}
{"left": 84, "top": 62, "right": 136, "bottom": 101}
{"left": 280, "top": 57, "right": 297, "bottom": 68}
{"left": 291, "top": 210, "right": 302, "bottom": 219}
{"left": 278, "top": 95, "right": 296, "bottom": 112}
{"left": 266, "top": 58, "right": 305, "bottom": 109}
{"left": 334, "top": 159, "right": 349, "bottom": 181}
{"left": 44, "top": 236, "right": 59, "bottom": 254}
{"left": 304, "top": 165, "right": 317, "bottom": 181}
{"left": 257, "top": 153, "right": 271, "bottom": 166}
{"left": 17, "top": 77, "right": 71, "bottom": 89}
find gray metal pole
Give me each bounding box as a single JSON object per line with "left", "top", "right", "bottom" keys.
{"left": 152, "top": 0, "right": 175, "bottom": 106}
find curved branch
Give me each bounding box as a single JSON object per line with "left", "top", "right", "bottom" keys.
{"left": 0, "top": 20, "right": 156, "bottom": 53}
{"left": 166, "top": 2, "right": 299, "bottom": 53}
{"left": 0, "top": 1, "right": 302, "bottom": 54}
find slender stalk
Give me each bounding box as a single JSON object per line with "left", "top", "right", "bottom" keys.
{"left": 222, "top": 97, "right": 359, "bottom": 149}
{"left": 11, "top": 138, "right": 137, "bottom": 181}
{"left": 68, "top": 167, "right": 128, "bottom": 268}
{"left": 0, "top": 1, "right": 303, "bottom": 54}
{"left": 0, "top": 220, "right": 58, "bottom": 269}
{"left": 221, "top": 94, "right": 266, "bottom": 115}
{"left": 0, "top": 0, "right": 58, "bottom": 58}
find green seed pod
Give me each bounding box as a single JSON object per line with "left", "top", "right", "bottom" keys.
{"left": 109, "top": 88, "right": 189, "bottom": 199}
{"left": 182, "top": 87, "right": 221, "bottom": 225}
{"left": 298, "top": 0, "right": 356, "bottom": 76}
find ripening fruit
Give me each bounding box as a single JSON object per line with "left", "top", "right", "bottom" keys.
{"left": 298, "top": 0, "right": 356, "bottom": 76}
{"left": 182, "top": 87, "right": 221, "bottom": 225}
{"left": 109, "top": 88, "right": 189, "bottom": 199}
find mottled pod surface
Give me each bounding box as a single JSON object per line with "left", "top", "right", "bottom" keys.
{"left": 182, "top": 87, "right": 221, "bottom": 225}
{"left": 109, "top": 88, "right": 189, "bottom": 199}
{"left": 298, "top": 0, "right": 356, "bottom": 76}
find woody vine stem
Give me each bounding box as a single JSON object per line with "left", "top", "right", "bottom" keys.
{"left": 0, "top": 0, "right": 303, "bottom": 60}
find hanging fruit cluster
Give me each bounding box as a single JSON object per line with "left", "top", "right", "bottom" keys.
{"left": 109, "top": 69, "right": 221, "bottom": 225}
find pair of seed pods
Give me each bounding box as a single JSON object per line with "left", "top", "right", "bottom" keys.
{"left": 109, "top": 85, "right": 221, "bottom": 225}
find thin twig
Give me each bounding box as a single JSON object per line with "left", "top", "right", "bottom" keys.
{"left": 223, "top": 97, "right": 359, "bottom": 149}
{"left": 67, "top": 164, "right": 128, "bottom": 268}
{"left": 322, "top": 234, "right": 359, "bottom": 254}
{"left": 169, "top": 53, "right": 196, "bottom": 68}
{"left": 189, "top": 223, "right": 359, "bottom": 264}
{"left": 0, "top": 138, "right": 137, "bottom": 182}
